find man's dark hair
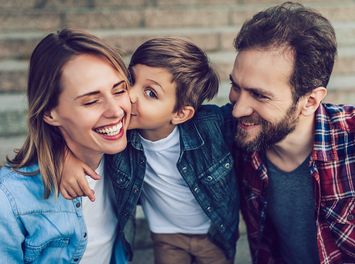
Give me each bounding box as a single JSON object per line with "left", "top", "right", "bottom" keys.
{"left": 234, "top": 2, "right": 337, "bottom": 102}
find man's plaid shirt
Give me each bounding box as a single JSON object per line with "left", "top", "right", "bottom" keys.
{"left": 235, "top": 103, "right": 355, "bottom": 264}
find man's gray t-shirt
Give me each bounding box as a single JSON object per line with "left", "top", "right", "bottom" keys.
{"left": 266, "top": 155, "right": 320, "bottom": 264}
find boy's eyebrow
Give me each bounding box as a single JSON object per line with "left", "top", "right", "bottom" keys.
{"left": 147, "top": 79, "right": 164, "bottom": 92}
{"left": 74, "top": 81, "right": 125, "bottom": 100}
{"left": 229, "top": 74, "right": 274, "bottom": 98}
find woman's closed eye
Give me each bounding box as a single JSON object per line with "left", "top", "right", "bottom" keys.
{"left": 83, "top": 99, "right": 99, "bottom": 106}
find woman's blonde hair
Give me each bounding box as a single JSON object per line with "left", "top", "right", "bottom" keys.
{"left": 5, "top": 27, "right": 129, "bottom": 199}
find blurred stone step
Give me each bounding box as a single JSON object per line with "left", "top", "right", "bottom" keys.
{"left": 1, "top": 2, "right": 355, "bottom": 33}
{"left": 0, "top": 134, "right": 27, "bottom": 164}
{"left": 1, "top": 17, "right": 355, "bottom": 61}
{"left": 0, "top": 0, "right": 162, "bottom": 10}
{"left": 1, "top": 44, "right": 355, "bottom": 92}
{"left": 0, "top": 93, "right": 28, "bottom": 137}
{"left": 0, "top": 0, "right": 349, "bottom": 11}
{"left": 0, "top": 26, "right": 241, "bottom": 60}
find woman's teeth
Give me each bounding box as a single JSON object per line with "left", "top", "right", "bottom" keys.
{"left": 95, "top": 122, "right": 122, "bottom": 136}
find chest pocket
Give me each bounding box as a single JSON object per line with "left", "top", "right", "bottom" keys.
{"left": 198, "top": 154, "right": 235, "bottom": 201}
{"left": 110, "top": 170, "right": 131, "bottom": 189}
{"left": 322, "top": 198, "right": 355, "bottom": 258}
{"left": 24, "top": 238, "right": 70, "bottom": 263}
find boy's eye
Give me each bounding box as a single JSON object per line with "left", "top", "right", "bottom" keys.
{"left": 145, "top": 89, "right": 157, "bottom": 99}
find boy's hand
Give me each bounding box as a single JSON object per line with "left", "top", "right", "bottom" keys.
{"left": 60, "top": 150, "right": 101, "bottom": 202}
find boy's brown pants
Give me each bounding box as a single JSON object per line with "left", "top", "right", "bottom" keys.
{"left": 150, "top": 232, "right": 234, "bottom": 264}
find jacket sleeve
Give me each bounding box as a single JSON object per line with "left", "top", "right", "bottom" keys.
{"left": 0, "top": 186, "right": 25, "bottom": 263}
{"left": 220, "top": 103, "right": 236, "bottom": 148}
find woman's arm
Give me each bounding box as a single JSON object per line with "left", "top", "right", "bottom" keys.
{"left": 60, "top": 150, "right": 101, "bottom": 202}
{"left": 0, "top": 188, "right": 25, "bottom": 263}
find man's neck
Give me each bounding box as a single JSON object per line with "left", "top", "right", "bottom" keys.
{"left": 266, "top": 115, "right": 314, "bottom": 172}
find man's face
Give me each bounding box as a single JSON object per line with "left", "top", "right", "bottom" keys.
{"left": 229, "top": 48, "right": 301, "bottom": 152}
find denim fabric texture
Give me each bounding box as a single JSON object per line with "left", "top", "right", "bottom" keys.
{"left": 106, "top": 103, "right": 240, "bottom": 260}
{"left": 0, "top": 163, "right": 126, "bottom": 264}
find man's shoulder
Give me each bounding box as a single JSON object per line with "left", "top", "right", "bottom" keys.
{"left": 313, "top": 103, "right": 355, "bottom": 163}
{"left": 317, "top": 103, "right": 355, "bottom": 133}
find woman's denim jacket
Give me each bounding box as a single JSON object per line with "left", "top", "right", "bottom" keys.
{"left": 0, "top": 163, "right": 126, "bottom": 263}
{"left": 106, "top": 104, "right": 240, "bottom": 260}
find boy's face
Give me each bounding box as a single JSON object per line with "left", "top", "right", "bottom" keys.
{"left": 128, "top": 64, "right": 178, "bottom": 141}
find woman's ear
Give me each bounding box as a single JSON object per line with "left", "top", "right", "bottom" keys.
{"left": 171, "top": 106, "right": 195, "bottom": 125}
{"left": 300, "top": 87, "right": 327, "bottom": 117}
{"left": 43, "top": 109, "right": 61, "bottom": 127}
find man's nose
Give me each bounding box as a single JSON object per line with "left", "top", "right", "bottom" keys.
{"left": 232, "top": 90, "right": 254, "bottom": 119}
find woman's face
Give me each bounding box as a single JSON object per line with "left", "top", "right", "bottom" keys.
{"left": 45, "top": 54, "right": 130, "bottom": 165}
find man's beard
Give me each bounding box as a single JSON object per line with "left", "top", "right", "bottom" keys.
{"left": 234, "top": 102, "right": 299, "bottom": 152}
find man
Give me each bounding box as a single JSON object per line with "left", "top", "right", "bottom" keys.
{"left": 230, "top": 2, "right": 355, "bottom": 264}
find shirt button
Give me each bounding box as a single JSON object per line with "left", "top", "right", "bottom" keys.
{"left": 207, "top": 207, "right": 212, "bottom": 212}
{"left": 117, "top": 179, "right": 123, "bottom": 184}
{"left": 76, "top": 203, "right": 81, "bottom": 208}
{"left": 125, "top": 212, "right": 129, "bottom": 216}
{"left": 74, "top": 258, "right": 79, "bottom": 262}
{"left": 348, "top": 214, "right": 355, "bottom": 221}
{"left": 220, "top": 224, "right": 225, "bottom": 231}
{"left": 225, "top": 163, "right": 230, "bottom": 169}
{"left": 206, "top": 176, "right": 213, "bottom": 181}
{"left": 134, "top": 188, "right": 139, "bottom": 193}
{"left": 83, "top": 233, "right": 87, "bottom": 238}
{"left": 182, "top": 167, "right": 187, "bottom": 173}
{"left": 194, "top": 188, "right": 199, "bottom": 193}
{"left": 140, "top": 160, "right": 145, "bottom": 164}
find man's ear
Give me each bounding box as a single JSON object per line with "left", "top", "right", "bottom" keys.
{"left": 300, "top": 87, "right": 327, "bottom": 117}
{"left": 43, "top": 109, "right": 61, "bottom": 127}
{"left": 171, "top": 106, "right": 195, "bottom": 125}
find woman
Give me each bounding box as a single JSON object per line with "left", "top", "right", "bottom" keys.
{"left": 0, "top": 27, "right": 131, "bottom": 263}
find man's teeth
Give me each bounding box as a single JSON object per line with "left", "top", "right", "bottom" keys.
{"left": 242, "top": 122, "right": 257, "bottom": 126}
{"left": 95, "top": 123, "right": 122, "bottom": 136}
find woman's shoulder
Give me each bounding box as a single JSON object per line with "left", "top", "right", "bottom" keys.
{"left": 0, "top": 163, "right": 44, "bottom": 202}
{"left": 0, "top": 163, "right": 40, "bottom": 183}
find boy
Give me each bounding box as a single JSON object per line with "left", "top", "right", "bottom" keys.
{"left": 61, "top": 37, "right": 239, "bottom": 264}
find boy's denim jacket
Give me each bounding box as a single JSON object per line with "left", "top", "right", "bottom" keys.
{"left": 0, "top": 163, "right": 125, "bottom": 263}
{"left": 106, "top": 103, "right": 240, "bottom": 260}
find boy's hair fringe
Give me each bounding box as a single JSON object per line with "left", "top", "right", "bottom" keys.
{"left": 129, "top": 37, "right": 220, "bottom": 112}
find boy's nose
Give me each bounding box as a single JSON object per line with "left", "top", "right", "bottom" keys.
{"left": 129, "top": 86, "right": 138, "bottom": 104}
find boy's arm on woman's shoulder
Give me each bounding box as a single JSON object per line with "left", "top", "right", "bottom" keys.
{"left": 60, "top": 150, "right": 100, "bottom": 202}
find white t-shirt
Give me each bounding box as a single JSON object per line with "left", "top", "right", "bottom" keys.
{"left": 140, "top": 126, "right": 211, "bottom": 234}
{"left": 80, "top": 156, "right": 118, "bottom": 264}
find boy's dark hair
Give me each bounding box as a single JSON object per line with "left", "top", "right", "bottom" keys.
{"left": 234, "top": 2, "right": 337, "bottom": 102}
{"left": 128, "top": 37, "right": 220, "bottom": 112}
